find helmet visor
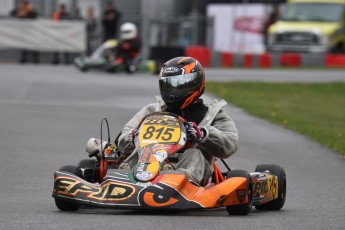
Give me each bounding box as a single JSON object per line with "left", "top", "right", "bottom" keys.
{"left": 159, "top": 71, "right": 203, "bottom": 104}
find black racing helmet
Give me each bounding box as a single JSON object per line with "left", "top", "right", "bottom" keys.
{"left": 159, "top": 57, "right": 205, "bottom": 112}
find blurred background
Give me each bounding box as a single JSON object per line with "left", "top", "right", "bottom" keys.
{"left": 1, "top": 0, "right": 344, "bottom": 67}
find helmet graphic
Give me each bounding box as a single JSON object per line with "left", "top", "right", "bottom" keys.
{"left": 120, "top": 22, "right": 138, "bottom": 40}
{"left": 159, "top": 57, "right": 205, "bottom": 111}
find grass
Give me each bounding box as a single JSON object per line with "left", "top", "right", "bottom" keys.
{"left": 207, "top": 82, "right": 345, "bottom": 156}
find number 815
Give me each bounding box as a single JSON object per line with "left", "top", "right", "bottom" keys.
{"left": 143, "top": 126, "right": 174, "bottom": 141}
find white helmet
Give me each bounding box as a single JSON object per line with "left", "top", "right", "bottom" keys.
{"left": 120, "top": 22, "right": 138, "bottom": 40}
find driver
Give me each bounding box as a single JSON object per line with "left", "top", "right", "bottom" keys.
{"left": 115, "top": 22, "right": 141, "bottom": 73}
{"left": 117, "top": 57, "right": 239, "bottom": 185}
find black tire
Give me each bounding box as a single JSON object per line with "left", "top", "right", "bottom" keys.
{"left": 254, "top": 164, "right": 286, "bottom": 210}
{"left": 55, "top": 165, "right": 81, "bottom": 211}
{"left": 225, "top": 170, "right": 253, "bottom": 215}
{"left": 106, "top": 64, "right": 116, "bottom": 73}
{"left": 77, "top": 159, "right": 98, "bottom": 182}
{"left": 80, "top": 66, "right": 88, "bottom": 72}
{"left": 125, "top": 64, "right": 136, "bottom": 74}
{"left": 77, "top": 159, "right": 96, "bottom": 168}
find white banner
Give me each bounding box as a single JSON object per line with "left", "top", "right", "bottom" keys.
{"left": 207, "top": 4, "right": 265, "bottom": 54}
{"left": 0, "top": 19, "right": 86, "bottom": 52}
{"left": 0, "top": 0, "right": 14, "bottom": 16}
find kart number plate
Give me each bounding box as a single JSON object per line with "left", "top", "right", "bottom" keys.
{"left": 140, "top": 125, "right": 180, "bottom": 143}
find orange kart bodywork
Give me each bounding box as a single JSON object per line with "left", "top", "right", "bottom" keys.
{"left": 53, "top": 169, "right": 249, "bottom": 210}
{"left": 53, "top": 113, "right": 284, "bottom": 213}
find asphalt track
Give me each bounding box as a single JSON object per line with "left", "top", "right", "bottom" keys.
{"left": 0, "top": 64, "right": 344, "bottom": 230}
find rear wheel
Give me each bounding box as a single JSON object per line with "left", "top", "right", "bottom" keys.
{"left": 225, "top": 170, "right": 253, "bottom": 215}
{"left": 80, "top": 66, "right": 88, "bottom": 72}
{"left": 106, "top": 62, "right": 117, "bottom": 73}
{"left": 54, "top": 165, "right": 81, "bottom": 211}
{"left": 254, "top": 164, "right": 286, "bottom": 210}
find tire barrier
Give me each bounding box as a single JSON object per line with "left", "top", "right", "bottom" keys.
{"left": 280, "top": 53, "right": 301, "bottom": 67}
{"left": 243, "top": 54, "right": 253, "bottom": 68}
{"left": 325, "top": 55, "right": 345, "bottom": 68}
{"left": 221, "top": 52, "right": 233, "bottom": 68}
{"left": 217, "top": 52, "right": 345, "bottom": 68}
{"left": 186, "top": 46, "right": 211, "bottom": 67}
{"left": 259, "top": 54, "right": 272, "bottom": 68}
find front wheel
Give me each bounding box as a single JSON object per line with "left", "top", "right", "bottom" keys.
{"left": 77, "top": 159, "right": 99, "bottom": 182}
{"left": 254, "top": 164, "right": 286, "bottom": 210}
{"left": 79, "top": 66, "right": 88, "bottom": 72}
{"left": 54, "top": 165, "right": 81, "bottom": 211}
{"left": 225, "top": 170, "right": 253, "bottom": 215}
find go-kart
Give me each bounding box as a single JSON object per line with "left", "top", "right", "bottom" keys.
{"left": 52, "top": 112, "right": 286, "bottom": 215}
{"left": 74, "top": 39, "right": 157, "bottom": 74}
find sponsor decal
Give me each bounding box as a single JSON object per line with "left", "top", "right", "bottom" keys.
{"left": 142, "top": 139, "right": 158, "bottom": 144}
{"left": 139, "top": 148, "right": 151, "bottom": 163}
{"left": 236, "top": 189, "right": 247, "bottom": 202}
{"left": 139, "top": 183, "right": 202, "bottom": 208}
{"left": 268, "top": 176, "right": 278, "bottom": 199}
{"left": 154, "top": 151, "right": 165, "bottom": 158}
{"left": 253, "top": 175, "right": 278, "bottom": 199}
{"left": 136, "top": 171, "right": 153, "bottom": 181}
{"left": 136, "top": 182, "right": 152, "bottom": 188}
{"left": 91, "top": 183, "right": 135, "bottom": 200}
{"left": 54, "top": 177, "right": 98, "bottom": 195}
{"left": 253, "top": 181, "right": 269, "bottom": 194}
{"left": 54, "top": 176, "right": 136, "bottom": 201}
{"left": 164, "top": 67, "right": 180, "bottom": 73}
{"left": 138, "top": 162, "right": 145, "bottom": 168}
{"left": 143, "top": 116, "right": 179, "bottom": 127}
{"left": 154, "top": 151, "right": 167, "bottom": 162}
{"left": 233, "top": 16, "right": 264, "bottom": 34}
{"left": 137, "top": 162, "right": 145, "bottom": 171}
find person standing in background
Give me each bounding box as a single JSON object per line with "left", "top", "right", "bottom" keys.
{"left": 86, "top": 6, "right": 97, "bottom": 55}
{"left": 73, "top": 7, "right": 83, "bottom": 20}
{"left": 26, "top": 2, "right": 38, "bottom": 18}
{"left": 52, "top": 3, "right": 70, "bottom": 21}
{"left": 102, "top": 1, "right": 121, "bottom": 42}
{"left": 10, "top": 0, "right": 39, "bottom": 64}
{"left": 52, "top": 3, "right": 71, "bottom": 64}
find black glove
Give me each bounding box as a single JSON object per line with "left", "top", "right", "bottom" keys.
{"left": 185, "top": 122, "right": 205, "bottom": 142}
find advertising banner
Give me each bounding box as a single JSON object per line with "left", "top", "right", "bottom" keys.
{"left": 0, "top": 0, "right": 14, "bottom": 16}
{"left": 0, "top": 19, "right": 86, "bottom": 52}
{"left": 207, "top": 4, "right": 265, "bottom": 54}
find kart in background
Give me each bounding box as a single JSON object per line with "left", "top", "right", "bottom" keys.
{"left": 74, "top": 39, "right": 157, "bottom": 74}
{"left": 52, "top": 112, "right": 286, "bottom": 215}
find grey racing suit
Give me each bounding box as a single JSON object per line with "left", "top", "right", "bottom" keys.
{"left": 117, "top": 95, "right": 239, "bottom": 185}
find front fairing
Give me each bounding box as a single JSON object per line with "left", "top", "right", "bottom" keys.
{"left": 52, "top": 169, "right": 248, "bottom": 210}
{"left": 133, "top": 113, "right": 187, "bottom": 182}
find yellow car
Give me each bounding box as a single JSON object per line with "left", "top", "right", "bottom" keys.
{"left": 268, "top": 0, "right": 345, "bottom": 53}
